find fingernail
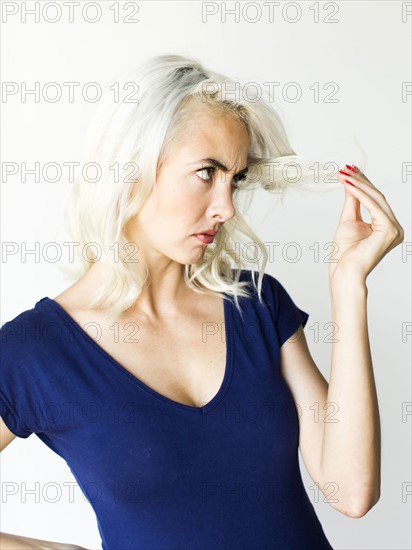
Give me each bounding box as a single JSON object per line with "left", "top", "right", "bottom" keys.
{"left": 345, "top": 164, "right": 360, "bottom": 173}
{"left": 338, "top": 178, "right": 355, "bottom": 187}
{"left": 339, "top": 170, "right": 351, "bottom": 176}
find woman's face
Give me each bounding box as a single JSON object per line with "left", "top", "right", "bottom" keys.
{"left": 127, "top": 107, "right": 250, "bottom": 268}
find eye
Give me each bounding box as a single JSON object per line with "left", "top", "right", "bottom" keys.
{"left": 196, "top": 167, "right": 214, "bottom": 182}
{"left": 196, "top": 167, "right": 247, "bottom": 190}
{"left": 234, "top": 173, "right": 247, "bottom": 187}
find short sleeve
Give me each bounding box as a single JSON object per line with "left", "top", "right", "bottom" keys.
{"left": 0, "top": 393, "right": 32, "bottom": 438}
{"left": 0, "top": 312, "right": 48, "bottom": 439}
{"left": 262, "top": 273, "right": 309, "bottom": 348}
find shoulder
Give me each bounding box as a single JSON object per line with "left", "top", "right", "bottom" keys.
{"left": 233, "top": 268, "right": 287, "bottom": 305}
{"left": 1, "top": 300, "right": 47, "bottom": 349}
{"left": 0, "top": 297, "right": 70, "bottom": 367}
{"left": 230, "top": 267, "right": 279, "bottom": 288}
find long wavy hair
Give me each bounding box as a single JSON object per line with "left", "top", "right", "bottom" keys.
{"left": 60, "top": 54, "right": 340, "bottom": 319}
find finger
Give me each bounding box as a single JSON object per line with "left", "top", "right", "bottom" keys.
{"left": 337, "top": 177, "right": 393, "bottom": 229}
{"left": 338, "top": 178, "right": 362, "bottom": 222}
{"left": 350, "top": 169, "right": 404, "bottom": 232}
{"left": 339, "top": 169, "right": 398, "bottom": 224}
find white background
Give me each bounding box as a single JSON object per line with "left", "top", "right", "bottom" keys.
{"left": 1, "top": 1, "right": 411, "bottom": 549}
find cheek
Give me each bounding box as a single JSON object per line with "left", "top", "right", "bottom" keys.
{"left": 160, "top": 179, "right": 202, "bottom": 211}
{"left": 137, "top": 194, "right": 158, "bottom": 225}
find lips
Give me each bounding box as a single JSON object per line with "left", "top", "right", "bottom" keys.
{"left": 195, "top": 230, "right": 218, "bottom": 236}
{"left": 193, "top": 234, "right": 215, "bottom": 244}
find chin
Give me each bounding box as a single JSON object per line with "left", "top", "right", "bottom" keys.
{"left": 184, "top": 247, "right": 207, "bottom": 265}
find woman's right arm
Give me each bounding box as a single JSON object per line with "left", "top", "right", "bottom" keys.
{"left": 0, "top": 531, "right": 88, "bottom": 549}
{"left": 0, "top": 419, "right": 89, "bottom": 550}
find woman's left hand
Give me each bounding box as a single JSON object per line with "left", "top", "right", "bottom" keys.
{"left": 329, "top": 165, "right": 404, "bottom": 285}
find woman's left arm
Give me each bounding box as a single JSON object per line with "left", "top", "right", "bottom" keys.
{"left": 321, "top": 165, "right": 405, "bottom": 517}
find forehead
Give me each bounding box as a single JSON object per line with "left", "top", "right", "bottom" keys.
{"left": 171, "top": 104, "right": 250, "bottom": 168}
{"left": 182, "top": 102, "right": 248, "bottom": 136}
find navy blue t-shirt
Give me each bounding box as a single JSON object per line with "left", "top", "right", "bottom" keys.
{"left": 0, "top": 270, "right": 333, "bottom": 550}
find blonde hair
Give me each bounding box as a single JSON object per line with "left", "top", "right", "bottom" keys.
{"left": 60, "top": 54, "right": 340, "bottom": 319}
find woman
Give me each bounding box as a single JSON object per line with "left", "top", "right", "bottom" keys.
{"left": 0, "top": 55, "right": 404, "bottom": 550}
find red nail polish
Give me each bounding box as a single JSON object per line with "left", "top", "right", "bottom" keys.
{"left": 339, "top": 170, "right": 350, "bottom": 176}
{"left": 352, "top": 165, "right": 360, "bottom": 173}
{"left": 345, "top": 164, "right": 355, "bottom": 172}
{"left": 345, "top": 179, "right": 355, "bottom": 187}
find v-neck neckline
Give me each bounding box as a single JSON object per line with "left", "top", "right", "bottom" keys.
{"left": 37, "top": 294, "right": 234, "bottom": 414}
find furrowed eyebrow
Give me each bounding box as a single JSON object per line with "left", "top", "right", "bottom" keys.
{"left": 188, "top": 158, "right": 249, "bottom": 175}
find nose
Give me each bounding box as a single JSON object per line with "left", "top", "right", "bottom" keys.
{"left": 207, "top": 186, "right": 236, "bottom": 225}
